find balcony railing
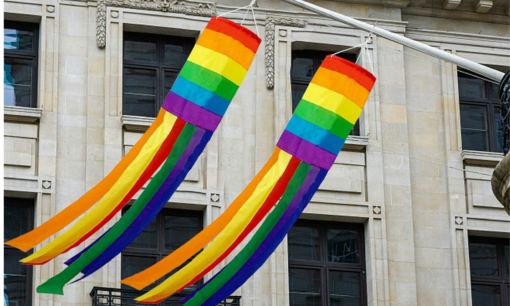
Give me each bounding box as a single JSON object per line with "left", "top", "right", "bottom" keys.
{"left": 90, "top": 287, "right": 241, "bottom": 306}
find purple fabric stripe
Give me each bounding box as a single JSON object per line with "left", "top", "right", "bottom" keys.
{"left": 277, "top": 130, "right": 337, "bottom": 170}
{"left": 188, "top": 166, "right": 326, "bottom": 306}
{"left": 163, "top": 92, "right": 222, "bottom": 132}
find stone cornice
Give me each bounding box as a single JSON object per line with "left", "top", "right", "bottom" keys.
{"left": 96, "top": 0, "right": 216, "bottom": 48}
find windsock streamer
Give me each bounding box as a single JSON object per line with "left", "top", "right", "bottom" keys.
{"left": 27, "top": 17, "right": 260, "bottom": 295}
{"left": 130, "top": 56, "right": 376, "bottom": 304}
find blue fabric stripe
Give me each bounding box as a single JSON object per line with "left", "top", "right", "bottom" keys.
{"left": 285, "top": 115, "right": 344, "bottom": 155}
{"left": 171, "top": 76, "right": 230, "bottom": 116}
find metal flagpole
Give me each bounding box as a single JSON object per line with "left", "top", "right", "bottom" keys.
{"left": 281, "top": 0, "right": 505, "bottom": 82}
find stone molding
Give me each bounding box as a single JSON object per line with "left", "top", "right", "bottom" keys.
{"left": 461, "top": 150, "right": 503, "bottom": 167}
{"left": 4, "top": 106, "right": 42, "bottom": 123}
{"left": 265, "top": 16, "right": 307, "bottom": 89}
{"left": 121, "top": 114, "right": 155, "bottom": 132}
{"left": 96, "top": 0, "right": 216, "bottom": 48}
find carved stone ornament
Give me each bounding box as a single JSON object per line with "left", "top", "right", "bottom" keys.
{"left": 455, "top": 216, "right": 463, "bottom": 225}
{"left": 42, "top": 180, "right": 52, "bottom": 190}
{"left": 265, "top": 17, "right": 307, "bottom": 89}
{"left": 210, "top": 193, "right": 220, "bottom": 203}
{"left": 97, "top": 0, "right": 217, "bottom": 48}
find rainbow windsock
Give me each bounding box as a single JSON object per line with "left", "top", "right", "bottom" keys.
{"left": 8, "top": 17, "right": 260, "bottom": 294}
{"left": 123, "top": 56, "right": 376, "bottom": 304}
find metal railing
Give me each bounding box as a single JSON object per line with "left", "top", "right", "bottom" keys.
{"left": 500, "top": 70, "right": 510, "bottom": 155}
{"left": 90, "top": 287, "right": 241, "bottom": 306}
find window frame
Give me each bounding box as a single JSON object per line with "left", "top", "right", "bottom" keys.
{"left": 291, "top": 49, "right": 360, "bottom": 136}
{"left": 288, "top": 219, "right": 367, "bottom": 306}
{"left": 122, "top": 32, "right": 195, "bottom": 117}
{"left": 120, "top": 207, "right": 204, "bottom": 294}
{"left": 4, "top": 197, "right": 35, "bottom": 306}
{"left": 4, "top": 20, "right": 39, "bottom": 109}
{"left": 458, "top": 72, "right": 502, "bottom": 153}
{"left": 469, "top": 236, "right": 510, "bottom": 306}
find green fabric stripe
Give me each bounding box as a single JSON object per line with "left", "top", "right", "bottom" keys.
{"left": 184, "top": 162, "right": 311, "bottom": 306}
{"left": 179, "top": 61, "right": 239, "bottom": 101}
{"left": 294, "top": 99, "right": 354, "bottom": 140}
{"left": 36, "top": 124, "right": 197, "bottom": 295}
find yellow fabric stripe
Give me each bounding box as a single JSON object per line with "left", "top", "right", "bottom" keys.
{"left": 135, "top": 150, "right": 293, "bottom": 303}
{"left": 21, "top": 112, "right": 178, "bottom": 264}
{"left": 187, "top": 44, "right": 247, "bottom": 87}
{"left": 302, "top": 83, "right": 362, "bottom": 124}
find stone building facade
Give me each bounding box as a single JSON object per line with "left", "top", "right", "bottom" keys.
{"left": 3, "top": 0, "right": 510, "bottom": 306}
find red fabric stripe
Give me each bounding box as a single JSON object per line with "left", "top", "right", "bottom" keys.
{"left": 65, "top": 118, "right": 187, "bottom": 254}
{"left": 205, "top": 17, "right": 261, "bottom": 54}
{"left": 321, "top": 56, "right": 376, "bottom": 91}
{"left": 177, "top": 156, "right": 302, "bottom": 291}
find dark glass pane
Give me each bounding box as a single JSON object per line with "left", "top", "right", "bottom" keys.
{"left": 123, "top": 68, "right": 156, "bottom": 117}
{"left": 489, "top": 82, "right": 500, "bottom": 101}
{"left": 4, "top": 27, "right": 34, "bottom": 51}
{"left": 327, "top": 229, "right": 360, "bottom": 263}
{"left": 4, "top": 199, "right": 31, "bottom": 241}
{"left": 164, "top": 70, "right": 179, "bottom": 95}
{"left": 4, "top": 58, "right": 33, "bottom": 107}
{"left": 121, "top": 255, "right": 157, "bottom": 290}
{"left": 469, "top": 243, "right": 498, "bottom": 277}
{"left": 458, "top": 76, "right": 486, "bottom": 100}
{"left": 292, "top": 83, "right": 307, "bottom": 112}
{"left": 291, "top": 56, "right": 314, "bottom": 80}
{"left": 124, "top": 37, "right": 157, "bottom": 62}
{"left": 471, "top": 285, "right": 500, "bottom": 306}
{"left": 4, "top": 249, "right": 30, "bottom": 306}
{"left": 164, "top": 40, "right": 188, "bottom": 67}
{"left": 494, "top": 108, "right": 504, "bottom": 153}
{"left": 289, "top": 268, "right": 321, "bottom": 306}
{"left": 460, "top": 105, "right": 488, "bottom": 151}
{"left": 461, "top": 105, "right": 488, "bottom": 130}
{"left": 505, "top": 245, "right": 509, "bottom": 279}
{"left": 288, "top": 226, "right": 320, "bottom": 261}
{"left": 128, "top": 217, "right": 157, "bottom": 249}
{"left": 329, "top": 271, "right": 361, "bottom": 306}
{"left": 4, "top": 198, "right": 33, "bottom": 306}
{"left": 164, "top": 214, "right": 202, "bottom": 251}
{"left": 124, "top": 68, "right": 157, "bottom": 95}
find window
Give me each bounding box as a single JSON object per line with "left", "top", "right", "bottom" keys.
{"left": 121, "top": 208, "right": 203, "bottom": 302}
{"left": 288, "top": 220, "right": 366, "bottom": 306}
{"left": 4, "top": 197, "right": 34, "bottom": 306}
{"left": 459, "top": 72, "right": 502, "bottom": 152}
{"left": 4, "top": 21, "right": 39, "bottom": 108}
{"left": 469, "top": 237, "right": 510, "bottom": 306}
{"left": 291, "top": 50, "right": 360, "bottom": 136}
{"left": 123, "top": 32, "right": 195, "bottom": 117}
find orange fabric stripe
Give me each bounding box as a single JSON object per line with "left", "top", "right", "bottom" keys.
{"left": 311, "top": 67, "right": 371, "bottom": 108}
{"left": 120, "top": 148, "right": 282, "bottom": 290}
{"left": 5, "top": 110, "right": 167, "bottom": 252}
{"left": 197, "top": 28, "right": 255, "bottom": 71}
{"left": 205, "top": 17, "right": 261, "bottom": 54}
{"left": 321, "top": 56, "right": 376, "bottom": 91}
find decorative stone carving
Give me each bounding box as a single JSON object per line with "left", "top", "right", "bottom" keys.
{"left": 210, "top": 193, "right": 220, "bottom": 203}
{"left": 97, "top": 0, "right": 217, "bottom": 48}
{"left": 47, "top": 5, "right": 55, "bottom": 13}
{"left": 265, "top": 17, "right": 307, "bottom": 89}
{"left": 373, "top": 206, "right": 381, "bottom": 215}
{"left": 42, "top": 180, "right": 52, "bottom": 190}
{"left": 455, "top": 216, "right": 463, "bottom": 225}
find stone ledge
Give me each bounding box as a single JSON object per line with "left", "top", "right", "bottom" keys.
{"left": 462, "top": 150, "right": 504, "bottom": 167}
{"left": 4, "top": 106, "right": 42, "bottom": 123}
{"left": 121, "top": 115, "right": 155, "bottom": 132}
{"left": 343, "top": 135, "right": 369, "bottom": 151}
